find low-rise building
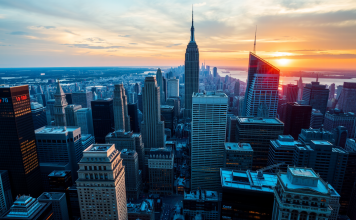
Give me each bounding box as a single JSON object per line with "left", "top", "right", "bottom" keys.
{"left": 127, "top": 200, "right": 154, "bottom": 220}
{"left": 183, "top": 189, "right": 219, "bottom": 220}
{"left": 38, "top": 192, "right": 69, "bottom": 220}
{"left": 224, "top": 142, "right": 253, "bottom": 171}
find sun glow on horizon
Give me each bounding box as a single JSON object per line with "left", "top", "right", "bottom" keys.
{"left": 277, "top": 58, "right": 291, "bottom": 66}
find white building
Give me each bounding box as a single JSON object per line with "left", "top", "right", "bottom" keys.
{"left": 167, "top": 78, "right": 179, "bottom": 98}
{"left": 272, "top": 167, "right": 334, "bottom": 220}
{"left": 77, "top": 144, "right": 127, "bottom": 220}
{"left": 191, "top": 92, "right": 228, "bottom": 191}
{"left": 76, "top": 108, "right": 94, "bottom": 135}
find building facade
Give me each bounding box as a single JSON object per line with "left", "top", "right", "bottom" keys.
{"left": 121, "top": 149, "right": 142, "bottom": 200}
{"left": 113, "top": 84, "right": 130, "bottom": 132}
{"left": 0, "top": 171, "right": 12, "bottom": 217}
{"left": 167, "top": 78, "right": 179, "bottom": 98}
{"left": 324, "top": 109, "right": 355, "bottom": 138}
{"left": 191, "top": 92, "right": 228, "bottom": 191}
{"left": 38, "top": 192, "right": 69, "bottom": 220}
{"left": 65, "top": 104, "right": 82, "bottom": 126}
{"left": 224, "top": 142, "right": 253, "bottom": 171}
{"left": 183, "top": 190, "right": 219, "bottom": 220}
{"left": 31, "top": 102, "right": 47, "bottom": 130}
{"left": 310, "top": 109, "right": 324, "bottom": 129}
{"left": 77, "top": 144, "right": 127, "bottom": 220}
{"left": 76, "top": 108, "right": 94, "bottom": 135}
{"left": 302, "top": 82, "right": 329, "bottom": 115}
{"left": 53, "top": 80, "right": 68, "bottom": 126}
{"left": 337, "top": 82, "right": 356, "bottom": 113}
{"left": 283, "top": 102, "right": 312, "bottom": 140}
{"left": 72, "top": 91, "right": 92, "bottom": 109}
{"left": 91, "top": 98, "right": 115, "bottom": 143}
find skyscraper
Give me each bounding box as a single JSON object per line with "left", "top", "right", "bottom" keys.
{"left": 234, "top": 80, "right": 240, "bottom": 96}
{"left": 65, "top": 104, "right": 82, "bottom": 126}
{"left": 302, "top": 82, "right": 329, "bottom": 115}
{"left": 167, "top": 78, "right": 179, "bottom": 98}
{"left": 329, "top": 83, "right": 336, "bottom": 99}
{"left": 54, "top": 80, "right": 68, "bottom": 126}
{"left": 128, "top": 103, "right": 140, "bottom": 133}
{"left": 243, "top": 53, "right": 280, "bottom": 118}
{"left": 283, "top": 102, "right": 312, "bottom": 139}
{"left": 76, "top": 108, "right": 94, "bottom": 135}
{"left": 191, "top": 92, "right": 228, "bottom": 191}
{"left": 310, "top": 109, "right": 324, "bottom": 129}
{"left": 156, "top": 68, "right": 164, "bottom": 105}
{"left": 91, "top": 98, "right": 115, "bottom": 143}
{"left": 31, "top": 102, "right": 47, "bottom": 130}
{"left": 114, "top": 84, "right": 130, "bottom": 132}
{"left": 121, "top": 149, "right": 142, "bottom": 200}
{"left": 324, "top": 109, "right": 355, "bottom": 138}
{"left": 72, "top": 91, "right": 93, "bottom": 109}
{"left": 285, "top": 84, "right": 298, "bottom": 102}
{"left": 213, "top": 67, "right": 218, "bottom": 78}
{"left": 77, "top": 144, "right": 127, "bottom": 220}
{"left": 0, "top": 85, "right": 42, "bottom": 198}
{"left": 337, "top": 82, "right": 356, "bottom": 113}
{"left": 0, "top": 171, "right": 12, "bottom": 216}
{"left": 184, "top": 10, "right": 199, "bottom": 118}
{"left": 141, "top": 76, "right": 165, "bottom": 149}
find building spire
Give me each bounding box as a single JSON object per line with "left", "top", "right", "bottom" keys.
{"left": 190, "top": 5, "right": 195, "bottom": 42}
{"left": 253, "top": 25, "right": 257, "bottom": 54}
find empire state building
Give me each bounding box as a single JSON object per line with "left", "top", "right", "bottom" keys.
{"left": 184, "top": 9, "right": 199, "bottom": 118}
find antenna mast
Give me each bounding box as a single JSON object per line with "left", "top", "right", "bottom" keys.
{"left": 253, "top": 25, "right": 257, "bottom": 54}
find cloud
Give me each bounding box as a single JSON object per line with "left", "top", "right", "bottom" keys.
{"left": 118, "top": 35, "right": 130, "bottom": 37}
{"left": 9, "top": 31, "right": 28, "bottom": 35}
{"left": 62, "top": 44, "right": 123, "bottom": 49}
{"left": 268, "top": 54, "right": 356, "bottom": 59}
{"left": 129, "top": 43, "right": 137, "bottom": 45}
{"left": 64, "top": 29, "right": 80, "bottom": 36}
{"left": 0, "top": 14, "right": 4, "bottom": 19}
{"left": 107, "top": 50, "right": 117, "bottom": 52}
{"left": 0, "top": 45, "right": 11, "bottom": 46}
{"left": 86, "top": 37, "right": 105, "bottom": 42}
{"left": 166, "top": 43, "right": 182, "bottom": 47}
{"left": 194, "top": 2, "right": 206, "bottom": 7}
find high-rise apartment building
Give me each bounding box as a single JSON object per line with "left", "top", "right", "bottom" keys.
{"left": 141, "top": 76, "right": 165, "bottom": 149}
{"left": 35, "top": 126, "right": 83, "bottom": 181}
{"left": 0, "top": 85, "right": 42, "bottom": 198}
{"left": 302, "top": 82, "right": 329, "bottom": 115}
{"left": 272, "top": 167, "right": 334, "bottom": 220}
{"left": 121, "top": 149, "right": 142, "bottom": 200}
{"left": 0, "top": 171, "right": 12, "bottom": 217}
{"left": 184, "top": 11, "right": 199, "bottom": 118}
{"left": 38, "top": 192, "right": 69, "bottom": 220}
{"left": 31, "top": 102, "right": 47, "bottom": 130}
{"left": 148, "top": 147, "right": 174, "bottom": 195}
{"left": 337, "top": 82, "right": 356, "bottom": 113}
{"left": 236, "top": 117, "right": 284, "bottom": 169}
{"left": 283, "top": 102, "right": 312, "bottom": 139}
{"left": 91, "top": 98, "right": 115, "bottom": 143}
{"left": 76, "top": 108, "right": 94, "bottom": 135}
{"left": 65, "top": 104, "right": 82, "bottom": 126}
{"left": 311, "top": 109, "right": 324, "bottom": 129}
{"left": 77, "top": 144, "right": 127, "bottom": 220}
{"left": 243, "top": 53, "right": 280, "bottom": 118}
{"left": 167, "top": 78, "right": 179, "bottom": 98}
{"left": 72, "top": 91, "right": 93, "bottom": 109}
{"left": 191, "top": 92, "right": 228, "bottom": 190}
{"left": 54, "top": 81, "right": 68, "bottom": 126}
{"left": 324, "top": 109, "right": 356, "bottom": 138}
{"left": 224, "top": 143, "right": 253, "bottom": 171}
{"left": 114, "top": 84, "right": 130, "bottom": 132}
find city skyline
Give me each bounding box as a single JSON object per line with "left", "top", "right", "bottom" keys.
{"left": 0, "top": 0, "right": 355, "bottom": 69}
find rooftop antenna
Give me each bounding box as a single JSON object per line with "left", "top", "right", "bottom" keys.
{"left": 253, "top": 25, "right": 257, "bottom": 54}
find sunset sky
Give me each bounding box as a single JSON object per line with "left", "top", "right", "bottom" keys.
{"left": 0, "top": 0, "right": 355, "bottom": 69}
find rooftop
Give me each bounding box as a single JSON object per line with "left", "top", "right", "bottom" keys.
{"left": 193, "top": 91, "right": 227, "bottom": 98}
{"left": 35, "top": 126, "right": 79, "bottom": 134}
{"left": 88, "top": 145, "right": 111, "bottom": 152}
{"left": 220, "top": 168, "right": 277, "bottom": 193}
{"left": 184, "top": 189, "right": 219, "bottom": 201}
{"left": 225, "top": 142, "right": 253, "bottom": 151}
{"left": 290, "top": 168, "right": 317, "bottom": 177}
{"left": 48, "top": 170, "right": 71, "bottom": 177}
{"left": 38, "top": 192, "right": 65, "bottom": 200}
{"left": 238, "top": 117, "right": 283, "bottom": 125}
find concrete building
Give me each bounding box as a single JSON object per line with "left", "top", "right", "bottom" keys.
{"left": 324, "top": 109, "right": 356, "bottom": 138}
{"left": 329, "top": 185, "right": 341, "bottom": 220}
{"left": 0, "top": 171, "right": 12, "bottom": 217}
{"left": 31, "top": 102, "right": 47, "bottom": 130}
{"left": 333, "top": 126, "right": 348, "bottom": 148}
{"left": 298, "top": 128, "right": 334, "bottom": 145}
{"left": 268, "top": 135, "right": 302, "bottom": 170}
{"left": 302, "top": 82, "right": 329, "bottom": 115}
{"left": 293, "top": 140, "right": 348, "bottom": 192}
{"left": 272, "top": 167, "right": 334, "bottom": 220}
{"left": 337, "top": 82, "right": 356, "bottom": 113}
{"left": 72, "top": 91, "right": 92, "bottom": 109}
{"left": 161, "top": 105, "right": 174, "bottom": 134}
{"left": 224, "top": 143, "right": 253, "bottom": 171}
{"left": 166, "top": 98, "right": 181, "bottom": 119}
{"left": 39, "top": 163, "right": 71, "bottom": 192}
{"left": 65, "top": 104, "right": 82, "bottom": 126}
{"left": 0, "top": 195, "right": 53, "bottom": 220}
{"left": 244, "top": 52, "right": 280, "bottom": 118}
{"left": 220, "top": 168, "right": 278, "bottom": 220}
{"left": 113, "top": 84, "right": 130, "bottom": 132}
{"left": 148, "top": 147, "right": 174, "bottom": 195}
{"left": 168, "top": 78, "right": 179, "bottom": 98}
{"left": 53, "top": 80, "right": 68, "bottom": 126}
{"left": 141, "top": 76, "right": 165, "bottom": 149}
{"left": 127, "top": 200, "right": 154, "bottom": 220}
{"left": 76, "top": 108, "right": 94, "bottom": 135}
{"left": 183, "top": 190, "right": 219, "bottom": 220}
{"left": 35, "top": 126, "right": 82, "bottom": 181}
{"left": 191, "top": 92, "right": 228, "bottom": 191}
{"left": 128, "top": 103, "right": 140, "bottom": 133}
{"left": 121, "top": 149, "right": 142, "bottom": 200}
{"left": 81, "top": 134, "right": 95, "bottom": 151}
{"left": 46, "top": 99, "right": 55, "bottom": 125}
{"left": 234, "top": 80, "right": 240, "bottom": 95}
{"left": 77, "top": 144, "right": 127, "bottom": 220}
{"left": 310, "top": 109, "right": 324, "bottom": 129}
{"left": 236, "top": 117, "right": 284, "bottom": 169}
{"left": 38, "top": 192, "right": 69, "bottom": 220}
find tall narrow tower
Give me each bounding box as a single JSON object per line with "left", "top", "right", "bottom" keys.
{"left": 114, "top": 84, "right": 130, "bottom": 131}
{"left": 54, "top": 80, "right": 68, "bottom": 126}
{"left": 156, "top": 68, "right": 165, "bottom": 105}
{"left": 141, "top": 76, "right": 165, "bottom": 149}
{"left": 184, "top": 8, "right": 199, "bottom": 118}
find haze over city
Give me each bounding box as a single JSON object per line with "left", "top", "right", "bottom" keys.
{"left": 0, "top": 0, "right": 356, "bottom": 69}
